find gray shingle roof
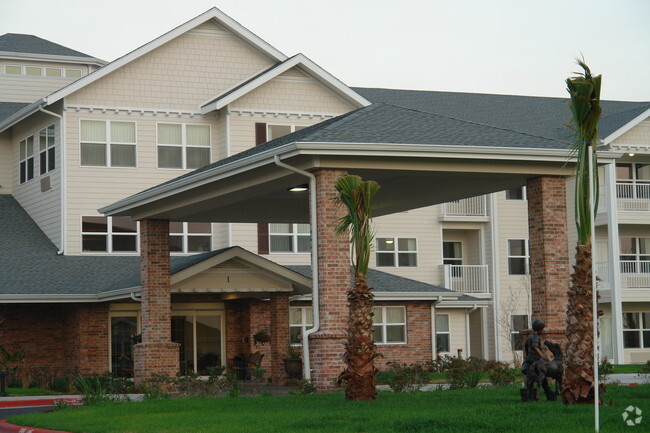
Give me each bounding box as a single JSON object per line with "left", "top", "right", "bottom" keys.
{"left": 0, "top": 33, "right": 93, "bottom": 58}
{"left": 352, "top": 87, "right": 650, "bottom": 141}
{"left": 287, "top": 265, "right": 454, "bottom": 294}
{"left": 0, "top": 102, "right": 30, "bottom": 124}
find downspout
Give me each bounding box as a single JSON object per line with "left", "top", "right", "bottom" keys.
{"left": 38, "top": 106, "right": 65, "bottom": 255}
{"left": 131, "top": 292, "right": 142, "bottom": 302}
{"left": 489, "top": 193, "right": 502, "bottom": 361}
{"left": 273, "top": 155, "right": 319, "bottom": 380}
{"left": 466, "top": 304, "right": 479, "bottom": 358}
{"left": 430, "top": 297, "right": 440, "bottom": 359}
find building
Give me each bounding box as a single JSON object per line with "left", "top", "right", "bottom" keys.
{"left": 0, "top": 7, "right": 648, "bottom": 389}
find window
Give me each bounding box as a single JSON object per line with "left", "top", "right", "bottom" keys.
{"left": 172, "top": 312, "right": 223, "bottom": 375}
{"left": 45, "top": 67, "right": 62, "bottom": 77}
{"left": 436, "top": 314, "right": 450, "bottom": 353}
{"left": 443, "top": 241, "right": 462, "bottom": 265}
{"left": 510, "top": 315, "right": 529, "bottom": 350}
{"left": 82, "top": 216, "right": 138, "bottom": 253}
{"left": 269, "top": 223, "right": 310, "bottom": 253}
{"left": 620, "top": 237, "right": 650, "bottom": 274}
{"left": 616, "top": 163, "right": 650, "bottom": 182}
{"left": 157, "top": 123, "right": 210, "bottom": 169}
{"left": 80, "top": 120, "right": 136, "bottom": 167}
{"left": 372, "top": 306, "right": 406, "bottom": 344}
{"left": 65, "top": 69, "right": 82, "bottom": 78}
{"left": 39, "top": 124, "right": 56, "bottom": 175}
{"left": 376, "top": 238, "right": 417, "bottom": 267}
{"left": 26, "top": 66, "right": 42, "bottom": 76}
{"left": 267, "top": 124, "right": 306, "bottom": 140}
{"left": 19, "top": 135, "right": 35, "bottom": 184}
{"left": 5, "top": 65, "right": 21, "bottom": 75}
{"left": 170, "top": 222, "right": 212, "bottom": 254}
{"left": 289, "top": 307, "right": 313, "bottom": 345}
{"left": 508, "top": 239, "right": 529, "bottom": 275}
{"left": 622, "top": 312, "right": 650, "bottom": 348}
{"left": 506, "top": 187, "right": 526, "bottom": 200}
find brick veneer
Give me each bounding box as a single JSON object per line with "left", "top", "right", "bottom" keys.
{"left": 526, "top": 176, "right": 570, "bottom": 341}
{"left": 308, "top": 168, "right": 349, "bottom": 391}
{"left": 134, "top": 219, "right": 179, "bottom": 384}
{"left": 270, "top": 293, "right": 290, "bottom": 385}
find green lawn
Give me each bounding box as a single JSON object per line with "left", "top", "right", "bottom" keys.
{"left": 612, "top": 364, "right": 648, "bottom": 374}
{"left": 5, "top": 387, "right": 60, "bottom": 396}
{"left": 9, "top": 385, "right": 649, "bottom": 433}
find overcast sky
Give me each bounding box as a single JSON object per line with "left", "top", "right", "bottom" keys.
{"left": 2, "top": 0, "right": 649, "bottom": 101}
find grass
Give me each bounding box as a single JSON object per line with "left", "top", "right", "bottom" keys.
{"left": 611, "top": 364, "right": 648, "bottom": 374}
{"left": 8, "top": 384, "right": 649, "bottom": 433}
{"left": 5, "top": 387, "right": 60, "bottom": 396}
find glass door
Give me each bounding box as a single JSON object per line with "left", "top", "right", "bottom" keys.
{"left": 111, "top": 316, "right": 137, "bottom": 377}
{"left": 171, "top": 311, "right": 223, "bottom": 375}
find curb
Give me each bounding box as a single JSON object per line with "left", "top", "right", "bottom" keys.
{"left": 0, "top": 399, "right": 82, "bottom": 409}
{"left": 0, "top": 420, "right": 72, "bottom": 433}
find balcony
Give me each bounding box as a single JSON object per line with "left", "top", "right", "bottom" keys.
{"left": 595, "top": 260, "right": 650, "bottom": 289}
{"left": 441, "top": 196, "right": 488, "bottom": 219}
{"left": 442, "top": 264, "right": 490, "bottom": 293}
{"left": 616, "top": 182, "right": 650, "bottom": 212}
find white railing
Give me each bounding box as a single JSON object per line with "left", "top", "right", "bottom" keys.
{"left": 616, "top": 182, "right": 650, "bottom": 212}
{"left": 620, "top": 260, "right": 650, "bottom": 288}
{"left": 442, "top": 196, "right": 487, "bottom": 217}
{"left": 595, "top": 261, "right": 610, "bottom": 287}
{"left": 442, "top": 264, "right": 490, "bottom": 293}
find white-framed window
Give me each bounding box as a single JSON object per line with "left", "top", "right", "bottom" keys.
{"left": 25, "top": 66, "right": 42, "bottom": 76}
{"left": 4, "top": 65, "right": 22, "bottom": 75}
{"left": 157, "top": 123, "right": 210, "bottom": 169}
{"left": 436, "top": 313, "right": 450, "bottom": 353}
{"left": 619, "top": 237, "right": 650, "bottom": 274}
{"left": 269, "top": 223, "right": 310, "bottom": 253}
{"left": 505, "top": 187, "right": 526, "bottom": 200}
{"left": 376, "top": 238, "right": 417, "bottom": 267}
{"left": 80, "top": 120, "right": 136, "bottom": 167}
{"left": 507, "top": 239, "right": 529, "bottom": 275}
{"left": 442, "top": 241, "right": 463, "bottom": 265}
{"left": 82, "top": 216, "right": 138, "bottom": 253}
{"left": 39, "top": 124, "right": 56, "bottom": 175}
{"left": 622, "top": 312, "right": 650, "bottom": 349}
{"left": 267, "top": 124, "right": 306, "bottom": 140}
{"left": 65, "top": 68, "right": 82, "bottom": 78}
{"left": 289, "top": 307, "right": 313, "bottom": 345}
{"left": 19, "top": 135, "right": 35, "bottom": 184}
{"left": 510, "top": 315, "right": 529, "bottom": 350}
{"left": 44, "top": 67, "right": 62, "bottom": 77}
{"left": 372, "top": 306, "right": 406, "bottom": 344}
{"left": 170, "top": 222, "right": 212, "bottom": 254}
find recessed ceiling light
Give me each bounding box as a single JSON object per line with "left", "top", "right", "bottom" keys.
{"left": 288, "top": 184, "right": 309, "bottom": 192}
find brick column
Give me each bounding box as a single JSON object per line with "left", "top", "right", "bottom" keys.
{"left": 526, "top": 176, "right": 570, "bottom": 343}
{"left": 270, "top": 293, "right": 290, "bottom": 385}
{"left": 134, "top": 219, "right": 179, "bottom": 384}
{"left": 308, "top": 168, "right": 349, "bottom": 391}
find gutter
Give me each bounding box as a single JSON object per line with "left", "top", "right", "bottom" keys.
{"left": 273, "top": 155, "right": 319, "bottom": 381}
{"left": 0, "top": 286, "right": 141, "bottom": 303}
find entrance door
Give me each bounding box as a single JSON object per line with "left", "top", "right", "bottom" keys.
{"left": 172, "top": 312, "right": 224, "bottom": 375}
{"left": 110, "top": 316, "right": 137, "bottom": 377}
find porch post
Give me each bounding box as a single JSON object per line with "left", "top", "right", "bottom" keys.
{"left": 526, "top": 176, "right": 571, "bottom": 342}
{"left": 269, "top": 293, "right": 290, "bottom": 385}
{"left": 134, "top": 219, "right": 179, "bottom": 384}
{"left": 308, "top": 168, "right": 349, "bottom": 392}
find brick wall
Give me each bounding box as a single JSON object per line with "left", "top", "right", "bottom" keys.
{"left": 270, "top": 293, "right": 290, "bottom": 384}
{"left": 527, "top": 176, "right": 570, "bottom": 338}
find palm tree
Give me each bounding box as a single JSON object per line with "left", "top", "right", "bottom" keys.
{"left": 562, "top": 60, "right": 605, "bottom": 404}
{"left": 333, "top": 174, "right": 381, "bottom": 401}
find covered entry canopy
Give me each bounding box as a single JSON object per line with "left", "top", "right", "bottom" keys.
{"left": 100, "top": 103, "right": 621, "bottom": 221}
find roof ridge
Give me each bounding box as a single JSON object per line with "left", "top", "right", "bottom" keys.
{"left": 380, "top": 102, "right": 568, "bottom": 145}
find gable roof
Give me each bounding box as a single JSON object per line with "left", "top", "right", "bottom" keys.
{"left": 200, "top": 53, "right": 370, "bottom": 113}
{"left": 353, "top": 87, "right": 650, "bottom": 144}
{"left": 0, "top": 33, "right": 94, "bottom": 58}
{"left": 0, "top": 102, "right": 30, "bottom": 124}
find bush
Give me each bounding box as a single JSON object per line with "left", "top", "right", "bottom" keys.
{"left": 298, "top": 379, "right": 317, "bottom": 395}
{"left": 599, "top": 357, "right": 614, "bottom": 381}
{"left": 52, "top": 378, "right": 70, "bottom": 393}
{"left": 445, "top": 357, "right": 485, "bottom": 389}
{"left": 489, "top": 367, "right": 516, "bottom": 387}
{"left": 76, "top": 376, "right": 116, "bottom": 405}
{"left": 140, "top": 373, "right": 173, "bottom": 400}
{"left": 382, "top": 362, "right": 429, "bottom": 393}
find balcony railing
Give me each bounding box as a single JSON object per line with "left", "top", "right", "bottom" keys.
{"left": 620, "top": 260, "right": 650, "bottom": 288}
{"left": 616, "top": 182, "right": 650, "bottom": 212}
{"left": 441, "top": 196, "right": 487, "bottom": 217}
{"left": 442, "top": 264, "right": 490, "bottom": 293}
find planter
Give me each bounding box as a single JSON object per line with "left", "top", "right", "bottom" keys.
{"left": 283, "top": 358, "right": 303, "bottom": 379}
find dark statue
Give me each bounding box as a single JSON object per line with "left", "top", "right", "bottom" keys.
{"left": 521, "top": 320, "right": 563, "bottom": 402}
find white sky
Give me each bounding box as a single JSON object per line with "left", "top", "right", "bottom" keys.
{"left": 2, "top": 0, "right": 649, "bottom": 101}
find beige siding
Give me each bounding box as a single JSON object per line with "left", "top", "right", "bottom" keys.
{"left": 612, "top": 118, "right": 650, "bottom": 145}
{"left": 0, "top": 132, "right": 13, "bottom": 194}
{"left": 0, "top": 61, "right": 89, "bottom": 103}
{"left": 67, "top": 22, "right": 275, "bottom": 110}
{"left": 10, "top": 111, "right": 62, "bottom": 247}
{"left": 230, "top": 67, "right": 355, "bottom": 113}
{"left": 436, "top": 308, "right": 469, "bottom": 356}
{"left": 64, "top": 110, "right": 220, "bottom": 254}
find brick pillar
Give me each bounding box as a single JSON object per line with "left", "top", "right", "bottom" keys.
{"left": 134, "top": 219, "right": 179, "bottom": 384}
{"left": 526, "top": 176, "right": 570, "bottom": 343}
{"left": 270, "top": 293, "right": 290, "bottom": 385}
{"left": 308, "top": 168, "right": 349, "bottom": 391}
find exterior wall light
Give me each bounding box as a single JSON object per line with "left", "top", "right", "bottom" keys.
{"left": 288, "top": 184, "right": 309, "bottom": 192}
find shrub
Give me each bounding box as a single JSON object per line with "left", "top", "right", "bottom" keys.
{"left": 445, "top": 357, "right": 486, "bottom": 389}
{"left": 52, "top": 378, "right": 70, "bottom": 393}
{"left": 382, "top": 362, "right": 429, "bottom": 393}
{"left": 140, "top": 373, "right": 173, "bottom": 400}
{"left": 76, "top": 376, "right": 115, "bottom": 405}
{"left": 298, "top": 379, "right": 317, "bottom": 394}
{"left": 489, "top": 367, "right": 516, "bottom": 387}
{"left": 224, "top": 371, "right": 240, "bottom": 398}
{"left": 599, "top": 357, "right": 614, "bottom": 381}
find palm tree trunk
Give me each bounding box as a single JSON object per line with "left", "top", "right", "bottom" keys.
{"left": 562, "top": 244, "right": 605, "bottom": 404}
{"left": 340, "top": 276, "right": 378, "bottom": 401}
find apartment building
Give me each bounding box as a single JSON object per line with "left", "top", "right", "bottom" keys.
{"left": 0, "top": 7, "right": 647, "bottom": 387}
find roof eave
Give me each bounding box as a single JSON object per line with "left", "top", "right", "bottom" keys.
{"left": 0, "top": 99, "right": 45, "bottom": 133}
{"left": 0, "top": 286, "right": 139, "bottom": 303}
{"left": 0, "top": 50, "right": 107, "bottom": 66}
{"left": 602, "top": 107, "right": 650, "bottom": 145}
